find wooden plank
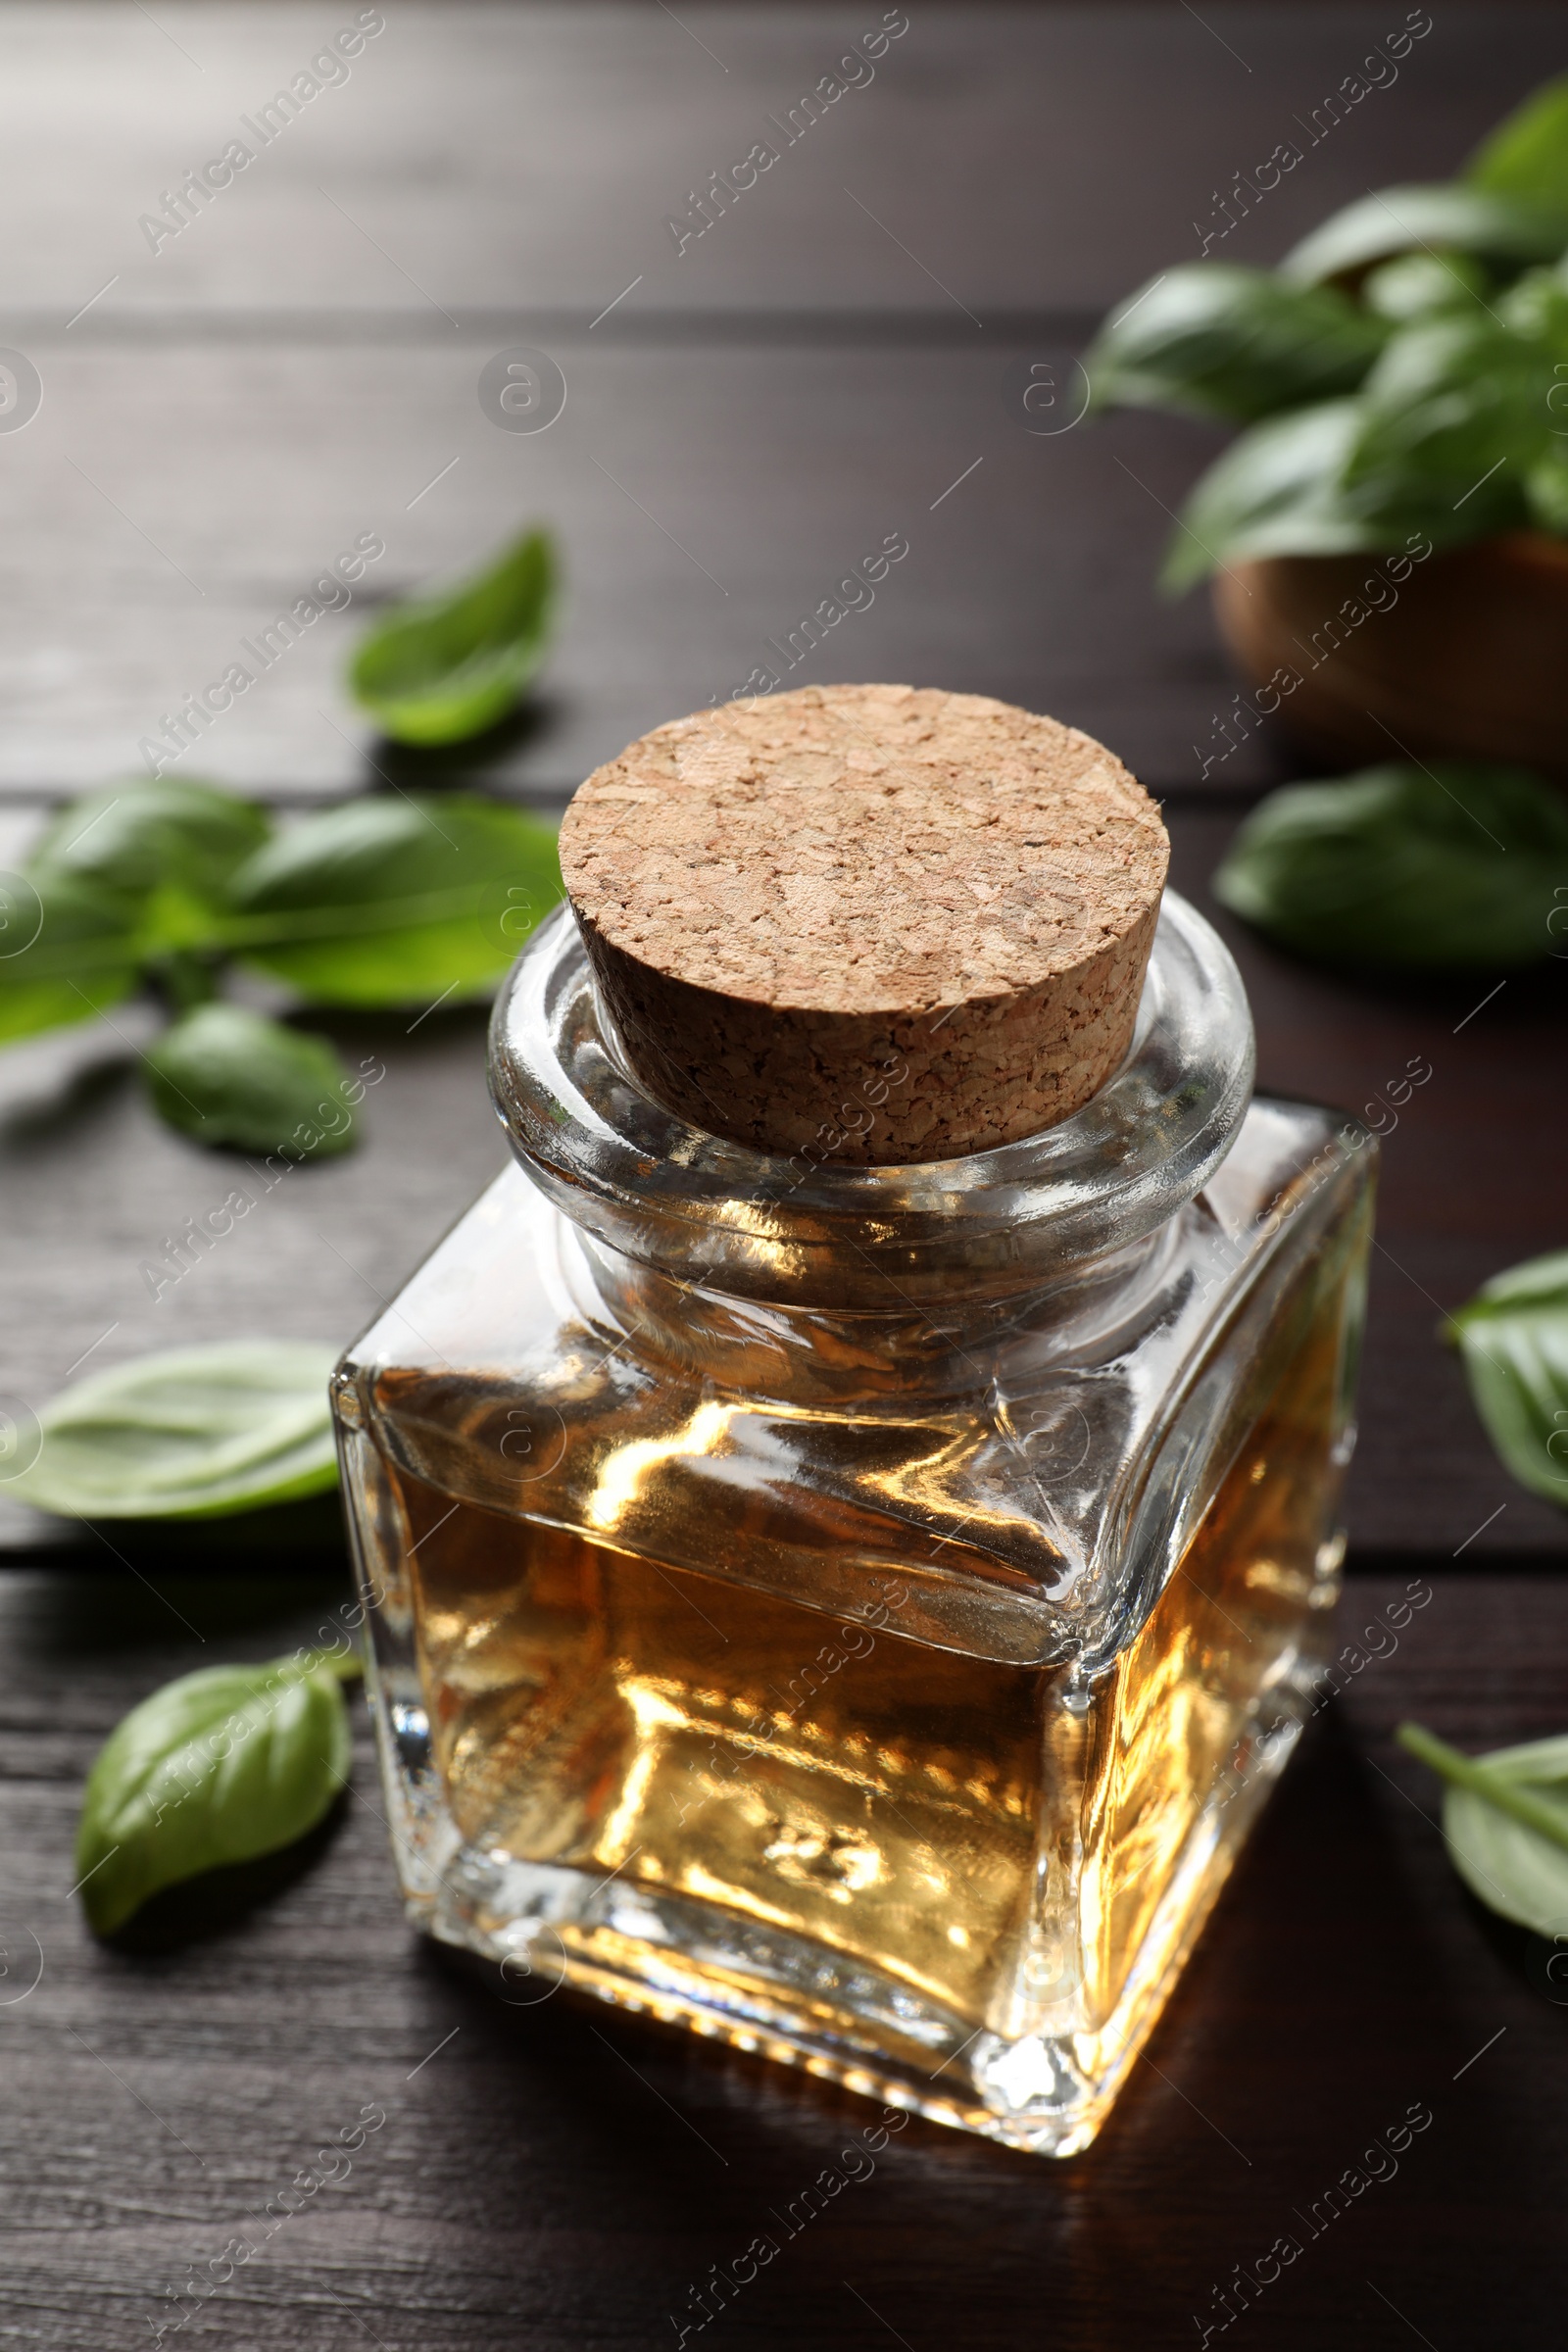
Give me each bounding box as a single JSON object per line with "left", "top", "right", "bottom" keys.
{"left": 0, "top": 5, "right": 1561, "bottom": 796}
{"left": 4, "top": 10, "right": 1565, "bottom": 2342}
{"left": 1170, "top": 814, "right": 1568, "bottom": 1559}
{"left": 0, "top": 1568, "right": 1560, "bottom": 2346}
{"left": 0, "top": 338, "right": 1316, "bottom": 797}
{"left": 0, "top": 6, "right": 1557, "bottom": 318}
{"left": 0, "top": 998, "right": 507, "bottom": 1562}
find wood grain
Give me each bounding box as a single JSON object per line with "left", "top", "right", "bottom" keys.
{"left": 1, "top": 1569, "right": 1563, "bottom": 2347}
{"left": 1167, "top": 813, "right": 1568, "bottom": 1562}
{"left": 2, "top": 5, "right": 1554, "bottom": 317}
{"left": 0, "top": 340, "right": 1259, "bottom": 797}
{"left": 4, "top": 12, "right": 1566, "bottom": 2344}
{"left": 0, "top": 2, "right": 1561, "bottom": 796}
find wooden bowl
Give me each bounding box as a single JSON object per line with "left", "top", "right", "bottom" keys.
{"left": 1211, "top": 531, "right": 1568, "bottom": 775}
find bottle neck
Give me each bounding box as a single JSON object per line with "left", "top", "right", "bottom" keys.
{"left": 490, "top": 892, "right": 1255, "bottom": 1317}
{"left": 564, "top": 1217, "right": 1184, "bottom": 1404}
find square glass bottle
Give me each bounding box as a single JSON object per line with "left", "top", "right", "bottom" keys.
{"left": 332, "top": 890, "right": 1373, "bottom": 2157}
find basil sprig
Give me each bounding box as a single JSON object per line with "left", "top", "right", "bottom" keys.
{"left": 1161, "top": 399, "right": 1379, "bottom": 590}
{"left": 1212, "top": 760, "right": 1568, "bottom": 969}
{"left": 1361, "top": 250, "right": 1492, "bottom": 324}
{"left": 76, "top": 1646, "right": 356, "bottom": 1936}
{"left": 1465, "top": 71, "right": 1568, "bottom": 208}
{"left": 1086, "top": 266, "right": 1388, "bottom": 423}
{"left": 1090, "top": 74, "right": 1568, "bottom": 583}
{"left": 28, "top": 774, "right": 270, "bottom": 915}
{"left": 0, "top": 874, "right": 144, "bottom": 1043}
{"left": 350, "top": 528, "right": 556, "bottom": 745}
{"left": 1279, "top": 183, "right": 1568, "bottom": 288}
{"left": 0, "top": 774, "right": 561, "bottom": 1152}
{"left": 8, "top": 1340, "right": 340, "bottom": 1520}
{"left": 1446, "top": 1250, "right": 1568, "bottom": 1506}
{"left": 1398, "top": 1721, "right": 1568, "bottom": 1939}
{"left": 1339, "top": 297, "right": 1564, "bottom": 543}
{"left": 225, "top": 794, "right": 561, "bottom": 1005}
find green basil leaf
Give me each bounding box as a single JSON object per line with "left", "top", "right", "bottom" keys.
{"left": 1161, "top": 400, "right": 1383, "bottom": 591}
{"left": 1361, "top": 250, "right": 1493, "bottom": 323}
{"left": 350, "top": 528, "right": 556, "bottom": 745}
{"left": 223, "top": 794, "right": 562, "bottom": 1007}
{"left": 0, "top": 873, "right": 142, "bottom": 1043}
{"left": 1526, "top": 439, "right": 1568, "bottom": 532}
{"left": 1213, "top": 762, "right": 1568, "bottom": 971}
{"left": 1447, "top": 1250, "right": 1568, "bottom": 1506}
{"left": 8, "top": 1339, "right": 340, "bottom": 1519}
{"left": 1398, "top": 1722, "right": 1568, "bottom": 1938}
{"left": 28, "top": 776, "right": 271, "bottom": 910}
{"left": 1465, "top": 73, "right": 1568, "bottom": 208}
{"left": 75, "top": 1651, "right": 351, "bottom": 1936}
{"left": 1279, "top": 183, "right": 1568, "bottom": 287}
{"left": 1086, "top": 266, "right": 1387, "bottom": 422}
{"left": 1339, "top": 313, "right": 1550, "bottom": 541}
{"left": 143, "top": 1004, "right": 359, "bottom": 1157}
{"left": 1496, "top": 260, "right": 1568, "bottom": 342}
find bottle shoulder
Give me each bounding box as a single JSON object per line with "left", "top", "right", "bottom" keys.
{"left": 339, "top": 1098, "right": 1373, "bottom": 1667}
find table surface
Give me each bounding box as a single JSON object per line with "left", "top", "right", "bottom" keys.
{"left": 3, "top": 7, "right": 1565, "bottom": 2345}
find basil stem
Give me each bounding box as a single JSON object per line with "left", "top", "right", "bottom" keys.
{"left": 1397, "top": 1721, "right": 1568, "bottom": 1856}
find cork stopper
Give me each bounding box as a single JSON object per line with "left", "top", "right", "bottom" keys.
{"left": 558, "top": 685, "right": 1169, "bottom": 1166}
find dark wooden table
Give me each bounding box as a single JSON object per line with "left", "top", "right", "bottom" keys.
{"left": 3, "top": 7, "right": 1565, "bottom": 2344}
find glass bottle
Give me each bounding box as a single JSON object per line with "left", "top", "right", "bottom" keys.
{"left": 332, "top": 888, "right": 1372, "bottom": 2157}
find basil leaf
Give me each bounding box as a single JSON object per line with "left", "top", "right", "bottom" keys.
{"left": 1447, "top": 1250, "right": 1568, "bottom": 1505}
{"left": 1398, "top": 1722, "right": 1568, "bottom": 1939}
{"left": 350, "top": 528, "right": 556, "bottom": 745}
{"left": 1526, "top": 440, "right": 1568, "bottom": 531}
{"left": 1162, "top": 400, "right": 1382, "bottom": 590}
{"left": 1086, "top": 266, "right": 1387, "bottom": 422}
{"left": 143, "top": 1004, "right": 359, "bottom": 1157}
{"left": 75, "top": 1651, "right": 351, "bottom": 1936}
{"left": 8, "top": 1339, "right": 340, "bottom": 1519}
{"left": 223, "top": 794, "right": 562, "bottom": 1007}
{"left": 1339, "top": 314, "right": 1548, "bottom": 542}
{"left": 0, "top": 873, "right": 142, "bottom": 1043}
{"left": 28, "top": 776, "right": 270, "bottom": 910}
{"left": 1496, "top": 260, "right": 1568, "bottom": 343}
{"left": 1279, "top": 183, "right": 1568, "bottom": 287}
{"left": 1466, "top": 73, "right": 1568, "bottom": 208}
{"left": 1213, "top": 762, "right": 1568, "bottom": 970}
{"left": 1361, "top": 250, "right": 1493, "bottom": 323}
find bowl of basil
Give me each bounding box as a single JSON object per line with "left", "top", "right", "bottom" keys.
{"left": 1085, "top": 74, "right": 1568, "bottom": 772}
